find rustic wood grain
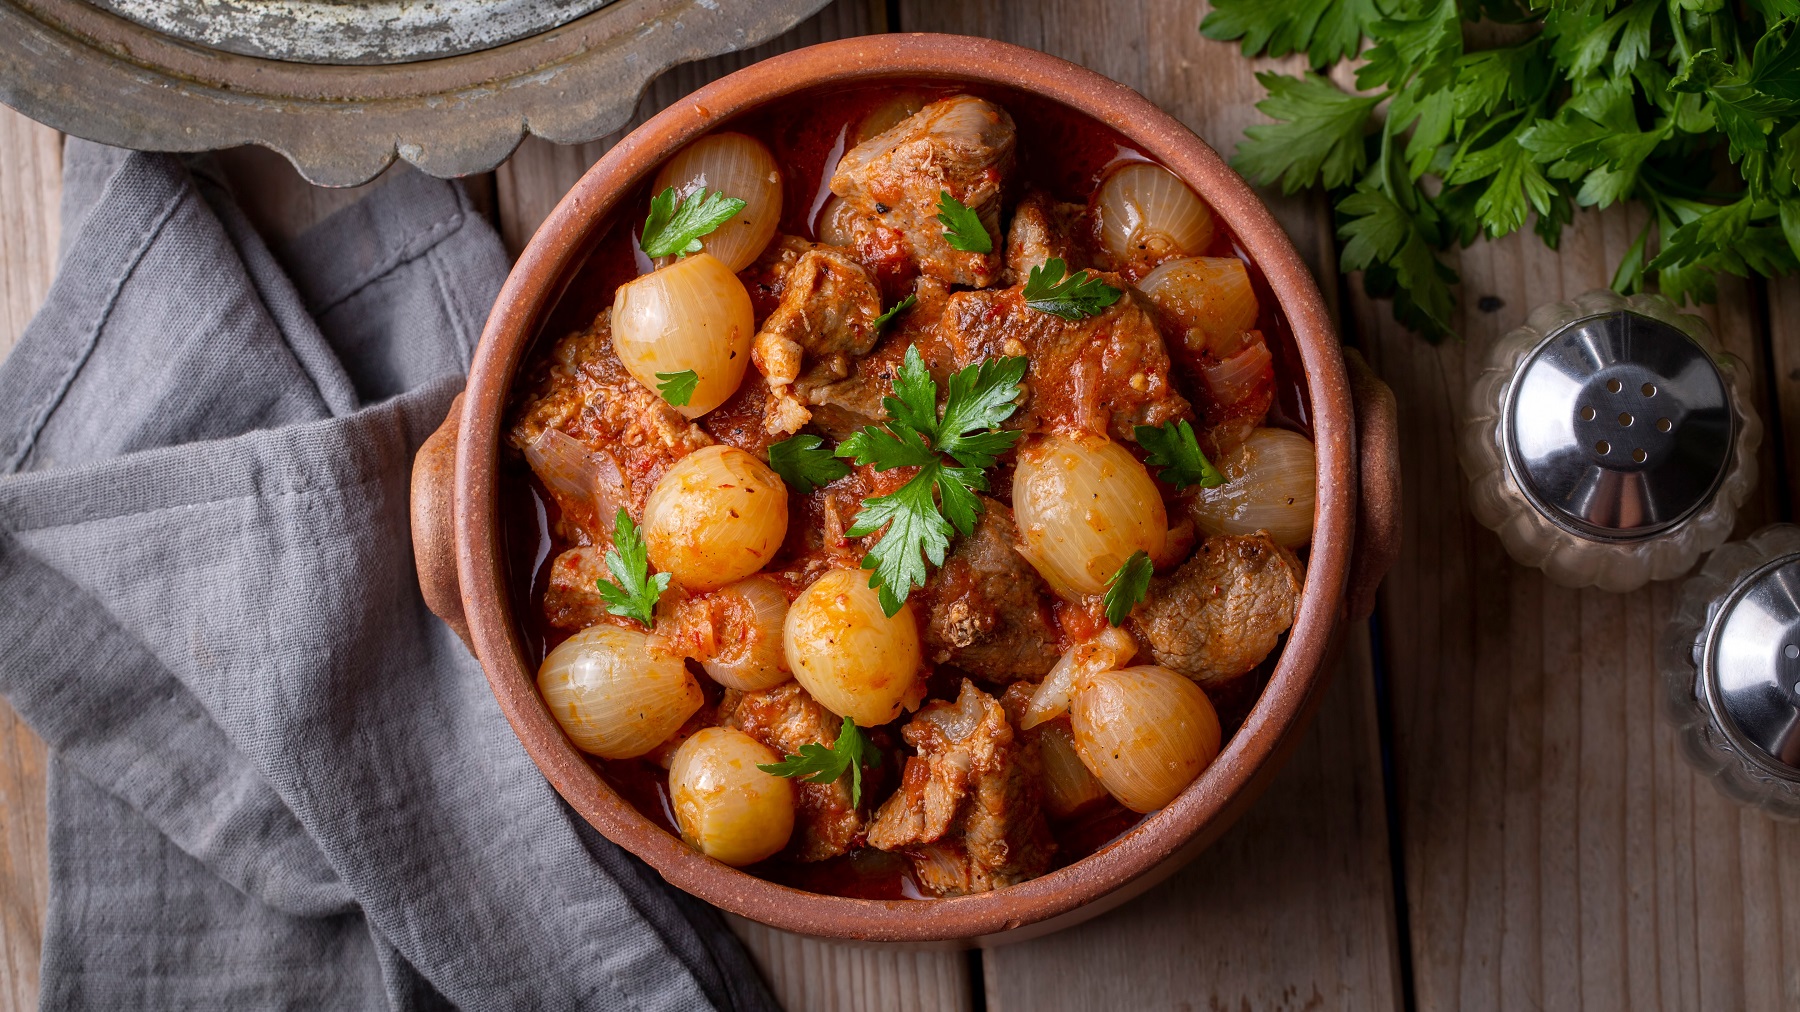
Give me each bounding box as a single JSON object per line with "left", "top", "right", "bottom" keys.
{"left": 0, "top": 103, "right": 59, "bottom": 1012}
{"left": 1764, "top": 276, "right": 1800, "bottom": 520}
{"left": 897, "top": 3, "right": 1404, "bottom": 1009}
{"left": 727, "top": 918, "right": 972, "bottom": 1012}
{"left": 1353, "top": 202, "right": 1800, "bottom": 1011}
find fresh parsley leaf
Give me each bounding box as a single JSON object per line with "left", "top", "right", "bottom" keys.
{"left": 756, "top": 715, "right": 880, "bottom": 807}
{"left": 767, "top": 434, "right": 851, "bottom": 494}
{"left": 1200, "top": 0, "right": 1379, "bottom": 69}
{"left": 594, "top": 510, "right": 670, "bottom": 628}
{"left": 1337, "top": 184, "right": 1458, "bottom": 340}
{"left": 835, "top": 346, "right": 1027, "bottom": 613}
{"left": 640, "top": 186, "right": 748, "bottom": 259}
{"left": 1235, "top": 73, "right": 1383, "bottom": 194}
{"left": 1102, "top": 551, "right": 1155, "bottom": 627}
{"left": 872, "top": 294, "right": 918, "bottom": 332}
{"left": 935, "top": 192, "right": 993, "bottom": 253}
{"left": 1134, "top": 420, "right": 1225, "bottom": 490}
{"left": 1021, "top": 258, "right": 1123, "bottom": 320}
{"left": 655, "top": 369, "right": 699, "bottom": 407}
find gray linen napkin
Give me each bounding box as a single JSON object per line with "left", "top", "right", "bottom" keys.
{"left": 0, "top": 140, "right": 778, "bottom": 1012}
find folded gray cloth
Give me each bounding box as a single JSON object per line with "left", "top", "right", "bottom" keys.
{"left": 0, "top": 140, "right": 778, "bottom": 1012}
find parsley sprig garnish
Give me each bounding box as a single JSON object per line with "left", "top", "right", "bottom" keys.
{"left": 835, "top": 347, "right": 1028, "bottom": 615}
{"left": 935, "top": 192, "right": 993, "bottom": 254}
{"left": 1203, "top": 0, "right": 1800, "bottom": 338}
{"left": 655, "top": 369, "right": 699, "bottom": 407}
{"left": 1021, "top": 258, "right": 1123, "bottom": 320}
{"left": 756, "top": 716, "right": 880, "bottom": 806}
{"left": 640, "top": 186, "right": 748, "bottom": 259}
{"left": 767, "top": 434, "right": 851, "bottom": 494}
{"left": 1135, "top": 420, "right": 1225, "bottom": 490}
{"left": 872, "top": 293, "right": 918, "bottom": 333}
{"left": 1102, "top": 550, "right": 1155, "bottom": 627}
{"left": 594, "top": 509, "right": 670, "bottom": 628}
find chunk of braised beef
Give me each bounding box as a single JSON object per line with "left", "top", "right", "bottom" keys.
{"left": 1003, "top": 190, "right": 1088, "bottom": 283}
{"left": 830, "top": 95, "right": 1015, "bottom": 288}
{"left": 1128, "top": 532, "right": 1304, "bottom": 707}
{"left": 507, "top": 314, "right": 713, "bottom": 525}
{"left": 938, "top": 283, "right": 1190, "bottom": 442}
{"left": 798, "top": 278, "right": 957, "bottom": 440}
{"left": 920, "top": 497, "right": 1061, "bottom": 682}
{"left": 748, "top": 239, "right": 886, "bottom": 438}
{"left": 867, "top": 680, "right": 1055, "bottom": 896}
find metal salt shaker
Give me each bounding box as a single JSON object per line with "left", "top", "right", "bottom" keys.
{"left": 1661, "top": 525, "right": 1800, "bottom": 819}
{"left": 1460, "top": 289, "right": 1761, "bottom": 593}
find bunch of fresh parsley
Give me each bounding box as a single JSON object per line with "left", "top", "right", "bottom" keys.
{"left": 1203, "top": 0, "right": 1800, "bottom": 339}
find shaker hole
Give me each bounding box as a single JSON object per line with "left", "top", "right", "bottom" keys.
{"left": 1787, "top": 644, "right": 1799, "bottom": 660}
{"left": 1607, "top": 378, "right": 1624, "bottom": 394}
{"left": 1642, "top": 382, "right": 1657, "bottom": 397}
{"left": 1618, "top": 412, "right": 1634, "bottom": 427}
{"left": 1595, "top": 440, "right": 1612, "bottom": 455}
{"left": 1632, "top": 448, "right": 1648, "bottom": 463}
{"left": 1581, "top": 406, "right": 1597, "bottom": 421}
{"left": 1657, "top": 417, "right": 1673, "bottom": 432}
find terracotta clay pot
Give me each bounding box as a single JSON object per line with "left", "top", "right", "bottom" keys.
{"left": 411, "top": 34, "right": 1401, "bottom": 945}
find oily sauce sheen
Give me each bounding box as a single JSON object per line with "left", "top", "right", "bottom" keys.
{"left": 500, "top": 82, "right": 1313, "bottom": 899}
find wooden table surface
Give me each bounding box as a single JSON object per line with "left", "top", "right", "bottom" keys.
{"left": 4, "top": 3, "right": 1800, "bottom": 1010}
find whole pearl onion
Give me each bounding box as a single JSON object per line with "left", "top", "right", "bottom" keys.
{"left": 641, "top": 445, "right": 789, "bottom": 592}
{"left": 1187, "top": 427, "right": 1318, "bottom": 548}
{"left": 1136, "top": 256, "right": 1259, "bottom": 359}
{"left": 1070, "top": 665, "right": 1221, "bottom": 813}
{"left": 669, "top": 727, "right": 796, "bottom": 866}
{"left": 611, "top": 252, "right": 753, "bottom": 418}
{"left": 1013, "top": 433, "right": 1167, "bottom": 597}
{"left": 537, "top": 625, "right": 702, "bottom": 760}
{"left": 1094, "top": 163, "right": 1216, "bottom": 274}
{"left": 698, "top": 576, "right": 792, "bottom": 691}
{"left": 652, "top": 132, "right": 782, "bottom": 272}
{"left": 784, "top": 568, "right": 922, "bottom": 726}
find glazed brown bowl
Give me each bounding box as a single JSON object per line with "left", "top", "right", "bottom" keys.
{"left": 411, "top": 33, "right": 1401, "bottom": 945}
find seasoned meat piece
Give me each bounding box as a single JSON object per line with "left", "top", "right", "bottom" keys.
{"left": 830, "top": 95, "right": 1015, "bottom": 288}
{"left": 508, "top": 315, "right": 713, "bottom": 521}
{"left": 749, "top": 240, "right": 885, "bottom": 436}
{"left": 719, "top": 682, "right": 862, "bottom": 862}
{"left": 867, "top": 680, "right": 1055, "bottom": 896}
{"left": 938, "top": 283, "right": 1190, "bottom": 442}
{"left": 699, "top": 374, "right": 782, "bottom": 459}
{"left": 542, "top": 546, "right": 619, "bottom": 631}
{"left": 1004, "top": 191, "right": 1087, "bottom": 282}
{"left": 1130, "top": 532, "right": 1304, "bottom": 697}
{"left": 798, "top": 278, "right": 956, "bottom": 440}
{"left": 921, "top": 497, "right": 1061, "bottom": 682}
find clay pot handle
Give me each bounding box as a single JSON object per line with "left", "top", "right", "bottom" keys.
{"left": 1344, "top": 348, "right": 1401, "bottom": 623}
{"left": 411, "top": 392, "right": 474, "bottom": 653}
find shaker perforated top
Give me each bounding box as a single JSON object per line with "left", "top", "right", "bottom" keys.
{"left": 1503, "top": 309, "right": 1734, "bottom": 542}
{"left": 1705, "top": 554, "right": 1800, "bottom": 778}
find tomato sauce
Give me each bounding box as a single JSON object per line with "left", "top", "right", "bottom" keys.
{"left": 500, "top": 80, "right": 1314, "bottom": 899}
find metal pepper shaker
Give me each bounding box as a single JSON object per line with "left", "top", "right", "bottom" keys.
{"left": 1460, "top": 289, "right": 1761, "bottom": 593}
{"left": 1660, "top": 524, "right": 1800, "bottom": 819}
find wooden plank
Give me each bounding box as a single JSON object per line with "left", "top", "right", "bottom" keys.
{"left": 1353, "top": 201, "right": 1800, "bottom": 1011}
{"left": 0, "top": 104, "right": 59, "bottom": 1012}
{"left": 728, "top": 918, "right": 971, "bottom": 1012}
{"left": 494, "top": 5, "right": 985, "bottom": 1009}
{"left": 898, "top": 2, "right": 1403, "bottom": 1009}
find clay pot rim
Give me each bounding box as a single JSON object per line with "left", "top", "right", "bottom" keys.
{"left": 455, "top": 33, "right": 1352, "bottom": 943}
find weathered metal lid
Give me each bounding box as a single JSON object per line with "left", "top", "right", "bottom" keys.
{"left": 1702, "top": 553, "right": 1800, "bottom": 778}
{"left": 1502, "top": 309, "right": 1734, "bottom": 542}
{"left": 84, "top": 0, "right": 614, "bottom": 66}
